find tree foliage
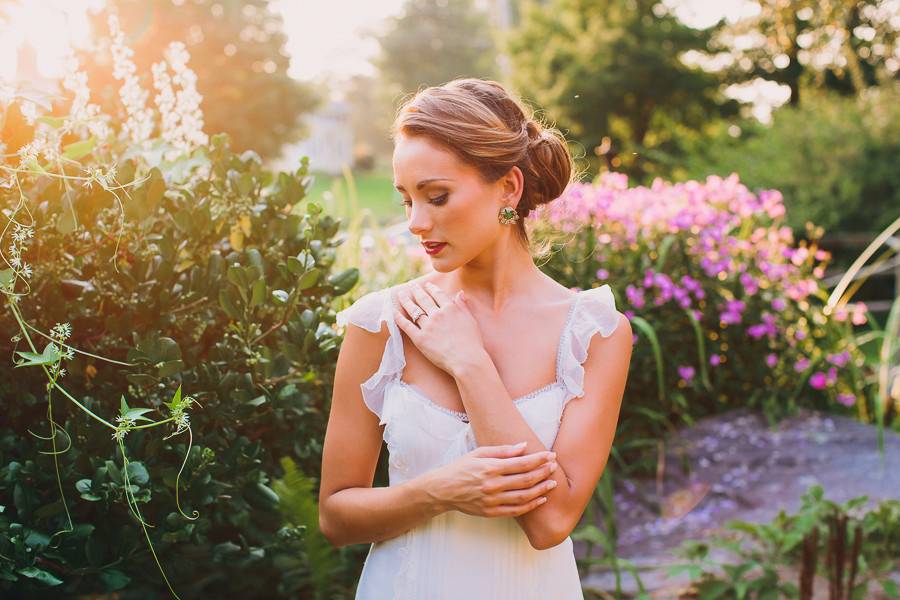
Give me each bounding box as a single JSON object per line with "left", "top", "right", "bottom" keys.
{"left": 710, "top": 0, "right": 899, "bottom": 106}
{"left": 77, "top": 0, "right": 321, "bottom": 160}
{"left": 507, "top": 0, "right": 741, "bottom": 181}
{"left": 373, "top": 0, "right": 500, "bottom": 98}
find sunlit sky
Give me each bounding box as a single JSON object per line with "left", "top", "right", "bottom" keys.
{"left": 0, "top": 0, "right": 781, "bottom": 115}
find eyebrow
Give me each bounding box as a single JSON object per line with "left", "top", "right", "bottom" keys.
{"left": 393, "top": 178, "right": 454, "bottom": 191}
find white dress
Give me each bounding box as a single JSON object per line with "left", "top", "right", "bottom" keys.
{"left": 335, "top": 282, "right": 623, "bottom": 600}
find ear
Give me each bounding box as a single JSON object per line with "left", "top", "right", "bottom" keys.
{"left": 500, "top": 165, "right": 524, "bottom": 209}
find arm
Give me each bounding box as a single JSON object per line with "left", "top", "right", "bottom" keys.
{"left": 318, "top": 321, "right": 448, "bottom": 547}
{"left": 451, "top": 314, "right": 633, "bottom": 550}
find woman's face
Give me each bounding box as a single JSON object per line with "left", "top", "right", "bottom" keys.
{"left": 392, "top": 133, "right": 521, "bottom": 272}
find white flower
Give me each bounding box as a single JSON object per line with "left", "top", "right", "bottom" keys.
{"left": 109, "top": 14, "right": 155, "bottom": 148}
{"left": 51, "top": 322, "right": 72, "bottom": 342}
{"left": 20, "top": 101, "right": 39, "bottom": 125}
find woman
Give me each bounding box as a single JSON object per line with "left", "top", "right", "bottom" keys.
{"left": 319, "top": 78, "right": 633, "bottom": 599}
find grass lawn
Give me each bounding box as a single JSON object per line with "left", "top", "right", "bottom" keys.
{"left": 305, "top": 169, "right": 404, "bottom": 226}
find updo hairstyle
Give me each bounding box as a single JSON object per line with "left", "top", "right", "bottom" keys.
{"left": 391, "top": 78, "right": 574, "bottom": 247}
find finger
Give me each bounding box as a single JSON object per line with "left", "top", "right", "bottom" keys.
{"left": 393, "top": 309, "right": 418, "bottom": 343}
{"left": 409, "top": 282, "right": 439, "bottom": 312}
{"left": 494, "top": 477, "right": 558, "bottom": 504}
{"left": 396, "top": 288, "right": 426, "bottom": 321}
{"left": 494, "top": 451, "right": 556, "bottom": 475}
{"left": 488, "top": 496, "right": 548, "bottom": 517}
{"left": 473, "top": 443, "right": 528, "bottom": 457}
{"left": 496, "top": 461, "right": 558, "bottom": 491}
{"left": 422, "top": 281, "right": 451, "bottom": 308}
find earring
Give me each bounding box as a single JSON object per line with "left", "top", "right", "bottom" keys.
{"left": 498, "top": 206, "right": 519, "bottom": 225}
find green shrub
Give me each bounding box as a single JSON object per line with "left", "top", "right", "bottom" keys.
{"left": 0, "top": 29, "right": 365, "bottom": 598}
{"left": 682, "top": 86, "right": 900, "bottom": 236}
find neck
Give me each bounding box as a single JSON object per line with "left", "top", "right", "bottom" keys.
{"left": 448, "top": 235, "right": 545, "bottom": 315}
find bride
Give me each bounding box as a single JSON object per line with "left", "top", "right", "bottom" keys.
{"left": 318, "top": 78, "right": 633, "bottom": 599}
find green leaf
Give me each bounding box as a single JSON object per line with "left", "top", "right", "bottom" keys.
{"left": 630, "top": 316, "right": 666, "bottom": 404}
{"left": 165, "top": 385, "right": 183, "bottom": 410}
{"left": 126, "top": 462, "right": 150, "bottom": 486}
{"left": 219, "top": 287, "right": 242, "bottom": 320}
{"left": 99, "top": 569, "right": 131, "bottom": 592}
{"left": 15, "top": 343, "right": 62, "bottom": 367}
{"left": 37, "top": 115, "right": 66, "bottom": 128}
{"left": 62, "top": 137, "right": 96, "bottom": 160}
{"left": 248, "top": 395, "right": 267, "bottom": 407}
{"left": 125, "top": 408, "right": 155, "bottom": 423}
{"left": 16, "top": 566, "right": 63, "bottom": 587}
{"left": 297, "top": 268, "right": 320, "bottom": 290}
{"left": 685, "top": 308, "right": 713, "bottom": 391}
{"left": 0, "top": 268, "right": 13, "bottom": 291}
{"left": 250, "top": 279, "right": 266, "bottom": 308}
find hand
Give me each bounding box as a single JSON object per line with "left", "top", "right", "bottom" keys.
{"left": 393, "top": 281, "right": 485, "bottom": 376}
{"left": 423, "top": 443, "right": 559, "bottom": 518}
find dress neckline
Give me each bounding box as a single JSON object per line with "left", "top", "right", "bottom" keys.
{"left": 387, "top": 284, "right": 586, "bottom": 422}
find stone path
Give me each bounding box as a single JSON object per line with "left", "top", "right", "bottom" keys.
{"left": 575, "top": 408, "right": 900, "bottom": 598}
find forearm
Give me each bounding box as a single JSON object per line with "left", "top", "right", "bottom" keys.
{"left": 451, "top": 354, "right": 572, "bottom": 549}
{"left": 320, "top": 473, "right": 448, "bottom": 547}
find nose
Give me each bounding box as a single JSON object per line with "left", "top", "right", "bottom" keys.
{"left": 407, "top": 204, "right": 432, "bottom": 237}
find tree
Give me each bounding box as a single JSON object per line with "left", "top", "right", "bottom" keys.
{"left": 710, "top": 0, "right": 899, "bottom": 106}
{"left": 78, "top": 0, "right": 321, "bottom": 160}
{"left": 507, "top": 0, "right": 741, "bottom": 181}
{"left": 373, "top": 0, "right": 500, "bottom": 98}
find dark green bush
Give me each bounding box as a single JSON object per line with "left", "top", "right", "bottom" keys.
{"left": 1, "top": 133, "right": 367, "bottom": 598}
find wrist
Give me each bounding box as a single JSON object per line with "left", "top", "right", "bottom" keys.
{"left": 449, "top": 349, "right": 491, "bottom": 380}
{"left": 408, "top": 471, "right": 453, "bottom": 516}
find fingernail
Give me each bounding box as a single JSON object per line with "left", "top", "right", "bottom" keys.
{"left": 547, "top": 452, "right": 557, "bottom": 460}
{"left": 515, "top": 441, "right": 527, "bottom": 449}
{"left": 548, "top": 480, "right": 558, "bottom": 489}
{"left": 538, "top": 497, "right": 548, "bottom": 504}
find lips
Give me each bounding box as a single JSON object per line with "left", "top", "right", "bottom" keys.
{"left": 422, "top": 241, "right": 447, "bottom": 255}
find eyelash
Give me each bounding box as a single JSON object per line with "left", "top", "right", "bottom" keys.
{"left": 399, "top": 193, "right": 448, "bottom": 208}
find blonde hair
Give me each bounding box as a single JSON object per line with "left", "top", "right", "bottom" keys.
{"left": 391, "top": 78, "right": 574, "bottom": 247}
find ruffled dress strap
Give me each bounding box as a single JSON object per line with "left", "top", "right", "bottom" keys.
{"left": 557, "top": 283, "right": 622, "bottom": 400}
{"left": 335, "top": 287, "right": 406, "bottom": 424}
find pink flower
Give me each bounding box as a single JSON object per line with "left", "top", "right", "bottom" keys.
{"left": 626, "top": 284, "right": 646, "bottom": 309}
{"left": 765, "top": 353, "right": 778, "bottom": 368}
{"left": 678, "top": 365, "right": 695, "bottom": 381}
{"left": 809, "top": 372, "right": 827, "bottom": 390}
{"left": 772, "top": 297, "right": 786, "bottom": 311}
{"left": 851, "top": 302, "right": 868, "bottom": 326}
{"left": 596, "top": 268, "right": 609, "bottom": 280}
{"left": 836, "top": 393, "right": 856, "bottom": 407}
{"left": 794, "top": 357, "right": 810, "bottom": 372}
{"left": 709, "top": 354, "right": 722, "bottom": 367}
{"left": 826, "top": 351, "right": 850, "bottom": 367}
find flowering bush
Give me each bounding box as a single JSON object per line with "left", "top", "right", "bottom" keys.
{"left": 1, "top": 17, "right": 361, "bottom": 598}
{"left": 530, "top": 172, "right": 877, "bottom": 453}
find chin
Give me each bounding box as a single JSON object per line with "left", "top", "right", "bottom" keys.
{"left": 429, "top": 260, "right": 456, "bottom": 273}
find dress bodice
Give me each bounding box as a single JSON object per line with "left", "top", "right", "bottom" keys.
{"left": 336, "top": 282, "right": 623, "bottom": 485}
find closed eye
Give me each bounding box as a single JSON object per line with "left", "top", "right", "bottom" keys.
{"left": 399, "top": 193, "right": 448, "bottom": 208}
